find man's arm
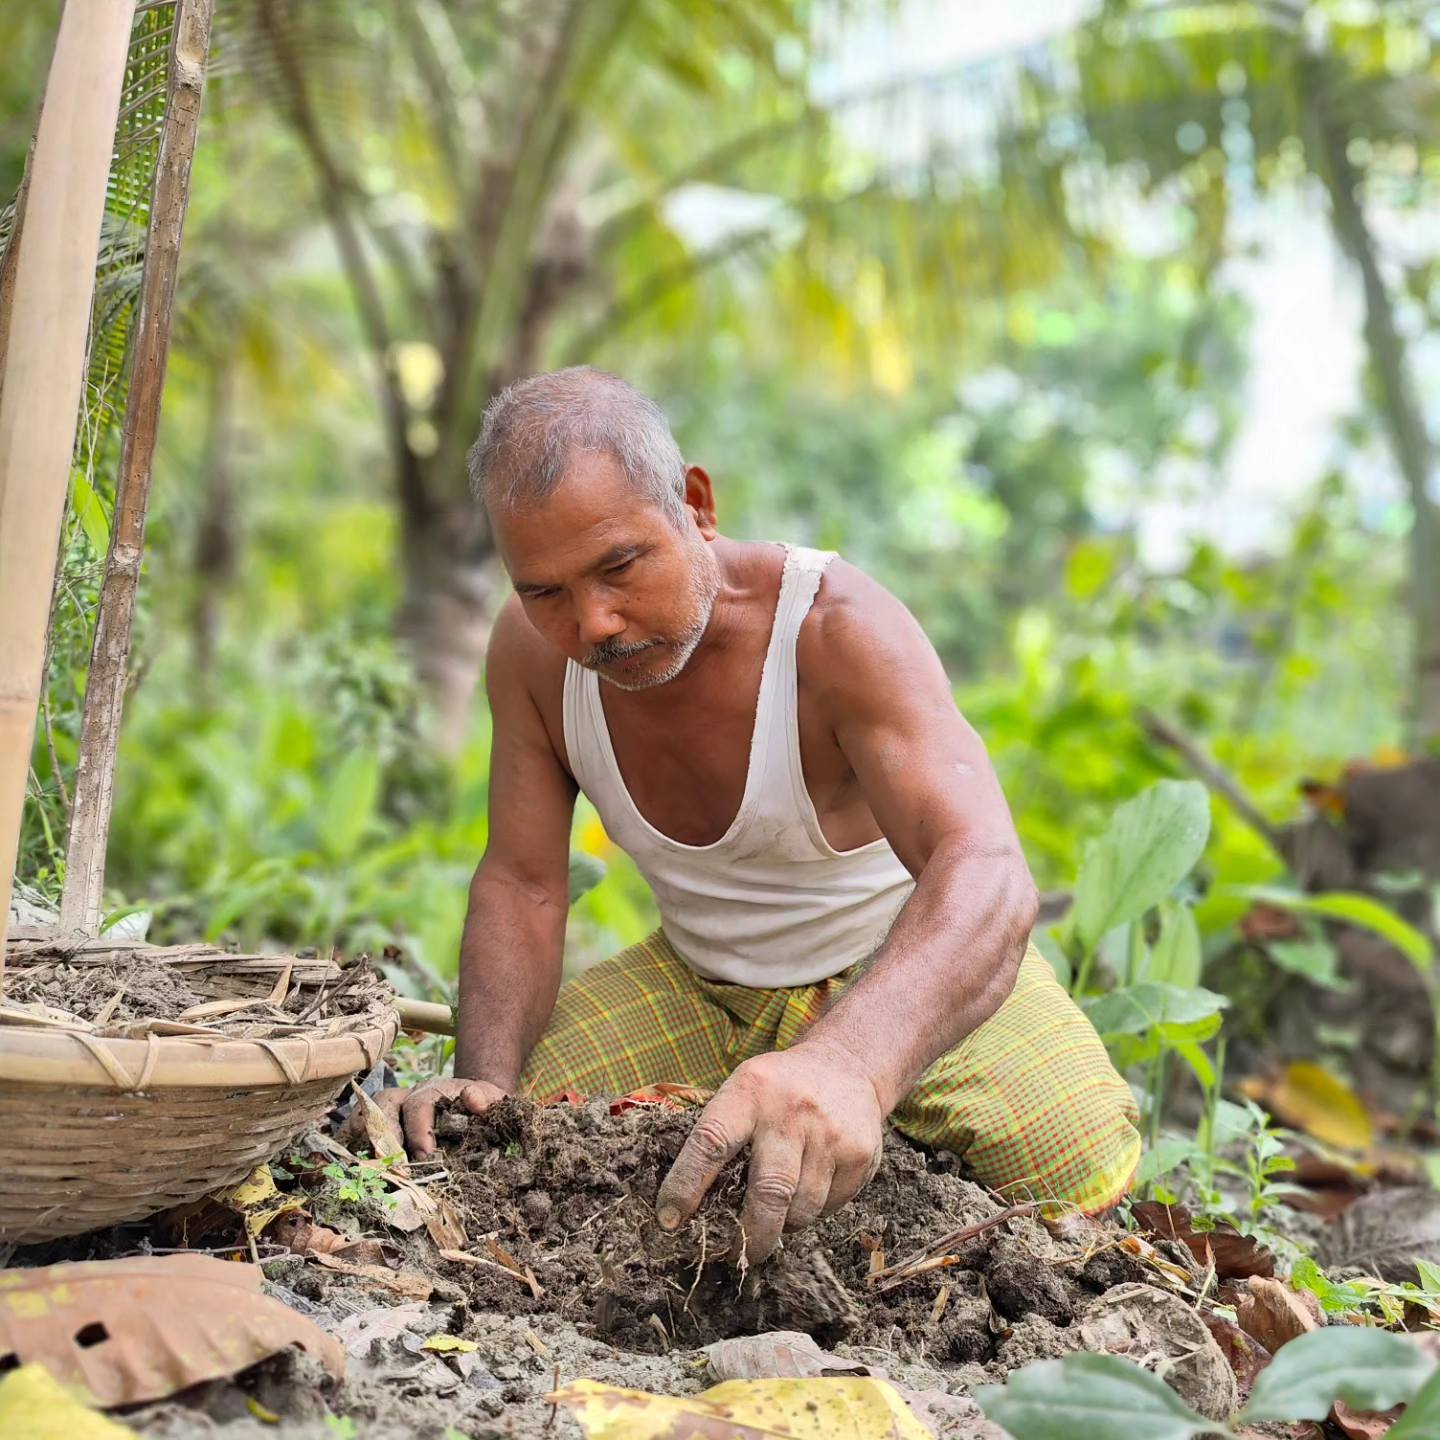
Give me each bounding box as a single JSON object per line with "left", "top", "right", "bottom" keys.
{"left": 657, "top": 564, "right": 1037, "bottom": 1258}
{"left": 401, "top": 600, "right": 578, "bottom": 1154}
{"left": 797, "top": 567, "right": 1038, "bottom": 1106}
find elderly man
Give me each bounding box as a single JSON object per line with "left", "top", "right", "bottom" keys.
{"left": 389, "top": 366, "right": 1139, "bottom": 1263}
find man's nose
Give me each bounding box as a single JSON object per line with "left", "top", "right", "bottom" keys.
{"left": 575, "top": 596, "right": 626, "bottom": 649}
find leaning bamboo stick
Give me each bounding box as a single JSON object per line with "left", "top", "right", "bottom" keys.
{"left": 60, "top": 0, "right": 215, "bottom": 936}
{"left": 0, "top": 0, "right": 139, "bottom": 978}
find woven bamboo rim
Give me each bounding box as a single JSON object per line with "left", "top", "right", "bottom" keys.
{"left": 0, "top": 935, "right": 398, "bottom": 1090}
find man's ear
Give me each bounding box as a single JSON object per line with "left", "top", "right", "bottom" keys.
{"left": 684, "top": 465, "right": 719, "bottom": 537}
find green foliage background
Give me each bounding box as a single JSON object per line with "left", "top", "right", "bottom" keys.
{"left": 3, "top": 0, "right": 1432, "bottom": 994}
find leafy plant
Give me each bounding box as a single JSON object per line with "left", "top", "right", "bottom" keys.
{"left": 322, "top": 1154, "right": 400, "bottom": 1210}
{"left": 976, "top": 1327, "right": 1440, "bottom": 1439}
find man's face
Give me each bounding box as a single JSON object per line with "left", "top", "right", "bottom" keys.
{"left": 494, "top": 453, "right": 721, "bottom": 691}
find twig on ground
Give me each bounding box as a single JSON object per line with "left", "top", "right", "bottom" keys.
{"left": 868, "top": 1203, "right": 1036, "bottom": 1293}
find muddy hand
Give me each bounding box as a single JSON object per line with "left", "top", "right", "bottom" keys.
{"left": 654, "top": 1041, "right": 885, "bottom": 1266}
{"left": 375, "top": 1078, "right": 508, "bottom": 1158}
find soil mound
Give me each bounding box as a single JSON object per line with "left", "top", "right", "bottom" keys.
{"left": 436, "top": 1097, "right": 1158, "bottom": 1361}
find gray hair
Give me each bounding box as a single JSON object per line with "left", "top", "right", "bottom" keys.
{"left": 467, "top": 367, "right": 687, "bottom": 525}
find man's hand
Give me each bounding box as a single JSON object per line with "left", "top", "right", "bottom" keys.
{"left": 354, "top": 1078, "right": 508, "bottom": 1159}
{"left": 654, "top": 1041, "right": 885, "bottom": 1266}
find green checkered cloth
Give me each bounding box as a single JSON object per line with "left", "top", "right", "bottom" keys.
{"left": 520, "top": 930, "right": 1140, "bottom": 1214}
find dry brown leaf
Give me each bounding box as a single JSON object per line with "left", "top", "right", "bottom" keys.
{"left": 1130, "top": 1200, "right": 1276, "bottom": 1280}
{"left": 0, "top": 1255, "right": 342, "bottom": 1408}
{"left": 424, "top": 1194, "right": 467, "bottom": 1251}
{"left": 329, "top": 1301, "right": 429, "bottom": 1359}
{"left": 1200, "top": 1311, "right": 1271, "bottom": 1398}
{"left": 1332, "top": 1400, "right": 1403, "bottom": 1440}
{"left": 1236, "top": 1275, "right": 1321, "bottom": 1355}
{"left": 704, "top": 1332, "right": 876, "bottom": 1383}
{"left": 310, "top": 1252, "right": 433, "bottom": 1301}
{"left": 350, "top": 1082, "right": 410, "bottom": 1178}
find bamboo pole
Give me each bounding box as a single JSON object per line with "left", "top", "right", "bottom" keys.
{"left": 59, "top": 0, "right": 215, "bottom": 936}
{"left": 0, "top": 0, "right": 138, "bottom": 976}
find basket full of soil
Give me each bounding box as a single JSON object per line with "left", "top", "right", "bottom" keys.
{"left": 0, "top": 935, "right": 398, "bottom": 1244}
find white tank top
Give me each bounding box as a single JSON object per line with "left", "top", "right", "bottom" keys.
{"left": 562, "top": 544, "right": 916, "bottom": 986}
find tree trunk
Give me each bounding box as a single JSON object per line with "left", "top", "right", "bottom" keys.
{"left": 1306, "top": 57, "right": 1440, "bottom": 742}
{"left": 0, "top": 0, "right": 136, "bottom": 969}
{"left": 59, "top": 0, "right": 214, "bottom": 935}
{"left": 395, "top": 493, "right": 497, "bottom": 755}
{"left": 189, "top": 361, "right": 239, "bottom": 703}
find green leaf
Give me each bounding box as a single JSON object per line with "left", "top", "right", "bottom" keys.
{"left": 1136, "top": 1136, "right": 1199, "bottom": 1187}
{"left": 70, "top": 471, "right": 111, "bottom": 555}
{"left": 1143, "top": 900, "right": 1202, "bottom": 987}
{"left": 319, "top": 751, "right": 381, "bottom": 860}
{"left": 1083, "top": 983, "right": 1228, "bottom": 1037}
{"left": 1229, "top": 885, "right": 1433, "bottom": 971}
{"left": 1072, "top": 781, "right": 1211, "bottom": 954}
{"left": 1241, "top": 1326, "right": 1436, "bottom": 1422}
{"left": 1265, "top": 938, "right": 1348, "bottom": 990}
{"left": 1033, "top": 928, "right": 1071, "bottom": 987}
{"left": 569, "top": 851, "right": 607, "bottom": 904}
{"left": 1415, "top": 1258, "right": 1440, "bottom": 1292}
{"left": 975, "top": 1352, "right": 1224, "bottom": 1440}
{"left": 1390, "top": 1366, "right": 1440, "bottom": 1439}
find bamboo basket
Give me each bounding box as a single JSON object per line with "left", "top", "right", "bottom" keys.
{"left": 0, "top": 936, "right": 399, "bottom": 1245}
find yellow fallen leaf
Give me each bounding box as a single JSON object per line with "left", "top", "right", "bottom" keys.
{"left": 221, "top": 1164, "right": 280, "bottom": 1209}
{"left": 213, "top": 1164, "right": 303, "bottom": 1237}
{"left": 422, "top": 1335, "right": 478, "bottom": 1353}
{"left": 246, "top": 1395, "right": 281, "bottom": 1423}
{"left": 551, "top": 1376, "right": 932, "bottom": 1440}
{"left": 0, "top": 1365, "right": 139, "bottom": 1439}
{"left": 1241, "top": 1061, "right": 1373, "bottom": 1151}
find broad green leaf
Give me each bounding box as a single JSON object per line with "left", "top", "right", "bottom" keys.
{"left": 1229, "top": 885, "right": 1433, "bottom": 971}
{"left": 1264, "top": 938, "right": 1348, "bottom": 990}
{"left": 319, "top": 751, "right": 381, "bottom": 860}
{"left": 1390, "top": 1366, "right": 1440, "bottom": 1439}
{"left": 1143, "top": 900, "right": 1202, "bottom": 987}
{"left": 1071, "top": 781, "right": 1211, "bottom": 954}
{"left": 1136, "top": 1136, "right": 1198, "bottom": 1187}
{"left": 1033, "top": 928, "right": 1071, "bottom": 987}
{"left": 1242, "top": 1326, "right": 1436, "bottom": 1422}
{"left": 1416, "top": 1258, "right": 1440, "bottom": 1292}
{"left": 569, "top": 852, "right": 607, "bottom": 904}
{"left": 70, "top": 471, "right": 111, "bottom": 556}
{"left": 1083, "top": 983, "right": 1228, "bottom": 1037}
{"left": 975, "top": 1353, "right": 1224, "bottom": 1440}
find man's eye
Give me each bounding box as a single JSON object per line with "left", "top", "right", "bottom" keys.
{"left": 605, "top": 558, "right": 636, "bottom": 577}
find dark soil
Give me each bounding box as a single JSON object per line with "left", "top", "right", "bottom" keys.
{"left": 431, "top": 1097, "right": 1160, "bottom": 1364}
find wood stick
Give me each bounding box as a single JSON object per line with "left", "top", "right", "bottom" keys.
{"left": 1137, "top": 709, "right": 1287, "bottom": 854}
{"left": 867, "top": 1202, "right": 1035, "bottom": 1291}
{"left": 60, "top": 0, "right": 215, "bottom": 935}
{"left": 395, "top": 996, "right": 457, "bottom": 1035}
{"left": 0, "top": 0, "right": 138, "bottom": 982}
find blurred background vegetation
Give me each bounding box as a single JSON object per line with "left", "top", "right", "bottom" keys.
{"left": 5, "top": 0, "right": 1437, "bottom": 1004}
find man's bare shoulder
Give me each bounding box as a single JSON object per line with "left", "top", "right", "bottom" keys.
{"left": 486, "top": 595, "right": 567, "bottom": 707}
{"left": 798, "top": 558, "right": 939, "bottom": 687}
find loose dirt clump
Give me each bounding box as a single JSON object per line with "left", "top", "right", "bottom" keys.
{"left": 435, "top": 1097, "right": 1159, "bottom": 1364}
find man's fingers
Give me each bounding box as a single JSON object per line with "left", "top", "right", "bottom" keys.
{"left": 459, "top": 1082, "right": 498, "bottom": 1116}
{"left": 824, "top": 1142, "right": 883, "bottom": 1218}
{"left": 736, "top": 1128, "right": 804, "bottom": 1266}
{"left": 400, "top": 1086, "right": 442, "bottom": 1159}
{"left": 656, "top": 1087, "right": 757, "bottom": 1230}
{"left": 783, "top": 1148, "right": 834, "bottom": 1236}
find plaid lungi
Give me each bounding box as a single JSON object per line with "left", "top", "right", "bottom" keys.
{"left": 520, "top": 931, "right": 1140, "bottom": 1214}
